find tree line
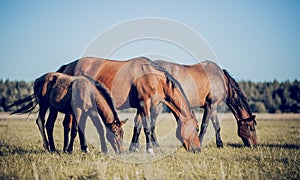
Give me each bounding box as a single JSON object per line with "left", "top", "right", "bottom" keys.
{"left": 239, "top": 80, "right": 300, "bottom": 113}
{"left": 0, "top": 80, "right": 33, "bottom": 112}
{"left": 0, "top": 79, "right": 299, "bottom": 113}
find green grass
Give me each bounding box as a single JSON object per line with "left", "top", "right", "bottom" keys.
{"left": 0, "top": 113, "right": 299, "bottom": 179}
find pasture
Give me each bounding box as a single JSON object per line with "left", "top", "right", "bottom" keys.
{"left": 0, "top": 112, "right": 299, "bottom": 179}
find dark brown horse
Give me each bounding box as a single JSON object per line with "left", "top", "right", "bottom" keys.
{"left": 149, "top": 60, "right": 258, "bottom": 148}
{"left": 7, "top": 72, "right": 127, "bottom": 153}
{"left": 57, "top": 57, "right": 201, "bottom": 154}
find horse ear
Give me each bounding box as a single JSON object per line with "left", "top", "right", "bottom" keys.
{"left": 121, "top": 118, "right": 129, "bottom": 124}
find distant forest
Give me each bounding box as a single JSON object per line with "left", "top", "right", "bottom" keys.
{"left": 0, "top": 79, "right": 299, "bottom": 113}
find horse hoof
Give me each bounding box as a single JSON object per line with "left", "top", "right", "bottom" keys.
{"left": 217, "top": 141, "right": 224, "bottom": 148}
{"left": 43, "top": 145, "right": 49, "bottom": 151}
{"left": 153, "top": 142, "right": 160, "bottom": 148}
{"left": 81, "top": 147, "right": 89, "bottom": 153}
{"left": 189, "top": 147, "right": 201, "bottom": 153}
{"left": 64, "top": 150, "right": 71, "bottom": 154}
{"left": 193, "top": 148, "right": 201, "bottom": 153}
{"left": 66, "top": 148, "right": 73, "bottom": 154}
{"left": 129, "top": 147, "right": 139, "bottom": 153}
{"left": 129, "top": 143, "right": 139, "bottom": 152}
{"left": 102, "top": 150, "right": 108, "bottom": 155}
{"left": 49, "top": 149, "right": 56, "bottom": 154}
{"left": 101, "top": 148, "right": 108, "bottom": 154}
{"left": 147, "top": 148, "right": 155, "bottom": 156}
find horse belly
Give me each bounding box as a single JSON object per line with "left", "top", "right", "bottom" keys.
{"left": 49, "top": 97, "right": 73, "bottom": 114}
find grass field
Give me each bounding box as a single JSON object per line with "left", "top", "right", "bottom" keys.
{"left": 0, "top": 113, "right": 299, "bottom": 179}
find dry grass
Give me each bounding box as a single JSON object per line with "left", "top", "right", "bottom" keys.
{"left": 0, "top": 112, "right": 299, "bottom": 179}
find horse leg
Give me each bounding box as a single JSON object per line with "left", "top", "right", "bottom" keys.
{"left": 78, "top": 112, "right": 89, "bottom": 153}
{"left": 62, "top": 114, "right": 72, "bottom": 153}
{"left": 150, "top": 104, "right": 162, "bottom": 148}
{"left": 142, "top": 115, "right": 154, "bottom": 155}
{"left": 198, "top": 105, "right": 212, "bottom": 148}
{"left": 45, "top": 107, "right": 58, "bottom": 153}
{"left": 66, "top": 108, "right": 82, "bottom": 153}
{"left": 141, "top": 99, "right": 155, "bottom": 155}
{"left": 129, "top": 113, "right": 142, "bottom": 152}
{"left": 68, "top": 108, "right": 87, "bottom": 153}
{"left": 36, "top": 105, "right": 49, "bottom": 151}
{"left": 211, "top": 111, "right": 223, "bottom": 148}
{"left": 66, "top": 117, "right": 78, "bottom": 153}
{"left": 89, "top": 112, "right": 107, "bottom": 154}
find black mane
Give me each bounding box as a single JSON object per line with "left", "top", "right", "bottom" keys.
{"left": 223, "top": 69, "right": 253, "bottom": 116}
{"left": 82, "top": 74, "right": 120, "bottom": 121}
{"left": 140, "top": 57, "right": 192, "bottom": 111}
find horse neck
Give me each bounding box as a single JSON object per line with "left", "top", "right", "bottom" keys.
{"left": 94, "top": 84, "right": 119, "bottom": 124}
{"left": 161, "top": 77, "right": 193, "bottom": 122}
{"left": 223, "top": 69, "right": 253, "bottom": 121}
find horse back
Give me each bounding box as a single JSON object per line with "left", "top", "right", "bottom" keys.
{"left": 154, "top": 60, "right": 227, "bottom": 107}
{"left": 189, "top": 61, "right": 228, "bottom": 105}
{"left": 34, "top": 73, "right": 73, "bottom": 113}
{"left": 61, "top": 57, "right": 166, "bottom": 108}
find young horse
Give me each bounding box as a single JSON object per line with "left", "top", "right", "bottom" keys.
{"left": 8, "top": 72, "right": 127, "bottom": 153}
{"left": 150, "top": 60, "right": 258, "bottom": 148}
{"left": 57, "top": 57, "right": 200, "bottom": 154}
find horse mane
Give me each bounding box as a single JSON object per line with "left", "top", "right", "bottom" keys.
{"left": 56, "top": 64, "right": 68, "bottom": 73}
{"left": 82, "top": 74, "right": 119, "bottom": 121}
{"left": 223, "top": 69, "right": 253, "bottom": 115}
{"left": 95, "top": 82, "right": 119, "bottom": 121}
{"left": 56, "top": 59, "right": 79, "bottom": 74}
{"left": 141, "top": 57, "right": 192, "bottom": 111}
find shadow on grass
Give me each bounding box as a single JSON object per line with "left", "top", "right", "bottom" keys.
{"left": 0, "top": 141, "right": 44, "bottom": 156}
{"left": 228, "top": 143, "right": 300, "bottom": 150}
{"left": 227, "top": 143, "right": 244, "bottom": 148}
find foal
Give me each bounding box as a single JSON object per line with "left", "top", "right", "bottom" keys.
{"left": 8, "top": 72, "right": 127, "bottom": 153}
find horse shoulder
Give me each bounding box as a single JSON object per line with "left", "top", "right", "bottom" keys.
{"left": 72, "top": 78, "right": 94, "bottom": 110}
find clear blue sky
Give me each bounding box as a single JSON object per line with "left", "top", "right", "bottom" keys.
{"left": 0, "top": 0, "right": 299, "bottom": 82}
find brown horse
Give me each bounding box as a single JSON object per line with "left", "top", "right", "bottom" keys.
{"left": 57, "top": 57, "right": 201, "bottom": 154}
{"left": 149, "top": 60, "right": 258, "bottom": 148}
{"left": 7, "top": 72, "right": 127, "bottom": 153}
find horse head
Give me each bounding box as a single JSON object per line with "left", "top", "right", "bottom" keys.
{"left": 106, "top": 118, "right": 128, "bottom": 153}
{"left": 178, "top": 113, "right": 201, "bottom": 152}
{"left": 238, "top": 115, "right": 258, "bottom": 148}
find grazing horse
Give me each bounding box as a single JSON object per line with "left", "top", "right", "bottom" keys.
{"left": 57, "top": 57, "right": 201, "bottom": 154}
{"left": 148, "top": 60, "right": 258, "bottom": 148}
{"left": 7, "top": 72, "right": 127, "bottom": 153}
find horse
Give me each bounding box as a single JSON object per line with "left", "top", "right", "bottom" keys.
{"left": 148, "top": 60, "right": 258, "bottom": 148}
{"left": 7, "top": 72, "right": 127, "bottom": 153}
{"left": 57, "top": 57, "right": 201, "bottom": 154}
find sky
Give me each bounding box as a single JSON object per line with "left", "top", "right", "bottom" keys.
{"left": 0, "top": 0, "right": 299, "bottom": 82}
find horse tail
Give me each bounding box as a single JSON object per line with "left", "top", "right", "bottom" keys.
{"left": 6, "top": 94, "right": 38, "bottom": 115}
